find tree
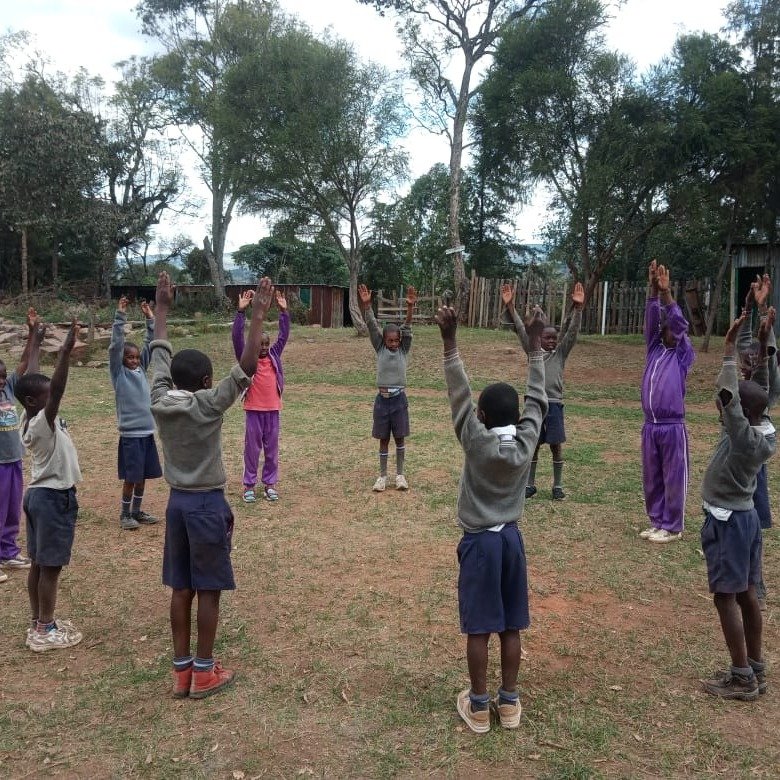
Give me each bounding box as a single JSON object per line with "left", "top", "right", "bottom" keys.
{"left": 357, "top": 0, "right": 546, "bottom": 311}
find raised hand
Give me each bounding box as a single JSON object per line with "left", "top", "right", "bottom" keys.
{"left": 32, "top": 319, "right": 47, "bottom": 345}
{"left": 61, "top": 318, "right": 78, "bottom": 355}
{"left": 254, "top": 277, "right": 274, "bottom": 314}
{"left": 758, "top": 307, "right": 776, "bottom": 343}
{"left": 26, "top": 307, "right": 38, "bottom": 330}
{"left": 140, "top": 300, "right": 154, "bottom": 319}
{"left": 275, "top": 289, "right": 288, "bottom": 312}
{"left": 238, "top": 289, "right": 254, "bottom": 311}
{"left": 435, "top": 305, "right": 457, "bottom": 343}
{"left": 155, "top": 271, "right": 175, "bottom": 310}
{"left": 648, "top": 260, "right": 658, "bottom": 293}
{"left": 501, "top": 283, "right": 515, "bottom": 308}
{"left": 725, "top": 310, "right": 748, "bottom": 353}
{"left": 755, "top": 273, "right": 772, "bottom": 309}
{"left": 526, "top": 307, "right": 547, "bottom": 350}
{"left": 118, "top": 295, "right": 129, "bottom": 314}
{"left": 357, "top": 284, "right": 372, "bottom": 310}
{"left": 406, "top": 286, "right": 418, "bottom": 308}
{"left": 657, "top": 265, "right": 670, "bottom": 292}
{"left": 571, "top": 281, "right": 585, "bottom": 309}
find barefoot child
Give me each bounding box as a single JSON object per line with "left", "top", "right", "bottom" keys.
{"left": 700, "top": 310, "right": 774, "bottom": 701}
{"left": 232, "top": 287, "right": 289, "bottom": 503}
{"left": 358, "top": 283, "right": 417, "bottom": 492}
{"left": 16, "top": 320, "right": 83, "bottom": 651}
{"left": 109, "top": 296, "right": 162, "bottom": 530}
{"left": 0, "top": 309, "right": 44, "bottom": 576}
{"left": 502, "top": 281, "right": 584, "bottom": 499}
{"left": 436, "top": 302, "right": 547, "bottom": 733}
{"left": 150, "top": 272, "right": 272, "bottom": 699}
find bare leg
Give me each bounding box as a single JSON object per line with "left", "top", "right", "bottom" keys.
{"left": 27, "top": 562, "right": 40, "bottom": 620}
{"left": 736, "top": 587, "right": 763, "bottom": 662}
{"left": 36, "top": 565, "right": 63, "bottom": 624}
{"left": 713, "top": 593, "right": 748, "bottom": 668}
{"left": 170, "top": 588, "right": 196, "bottom": 658}
{"left": 195, "top": 589, "right": 221, "bottom": 660}
{"left": 466, "top": 633, "right": 490, "bottom": 696}
{"left": 379, "top": 437, "right": 390, "bottom": 476}
{"left": 498, "top": 629, "right": 521, "bottom": 693}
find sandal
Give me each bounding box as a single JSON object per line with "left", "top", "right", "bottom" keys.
{"left": 242, "top": 488, "right": 256, "bottom": 503}
{"left": 264, "top": 487, "right": 279, "bottom": 502}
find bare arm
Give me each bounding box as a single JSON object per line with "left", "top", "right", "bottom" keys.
{"left": 241, "top": 277, "right": 274, "bottom": 376}
{"left": 16, "top": 308, "right": 40, "bottom": 376}
{"left": 45, "top": 319, "right": 77, "bottom": 429}
{"left": 154, "top": 272, "right": 174, "bottom": 342}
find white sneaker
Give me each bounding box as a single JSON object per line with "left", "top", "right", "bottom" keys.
{"left": 28, "top": 621, "right": 83, "bottom": 652}
{"left": 372, "top": 476, "right": 387, "bottom": 492}
{"left": 395, "top": 474, "right": 409, "bottom": 491}
{"left": 639, "top": 527, "right": 658, "bottom": 539}
{"left": 648, "top": 528, "right": 682, "bottom": 543}
{"left": 0, "top": 571, "right": 7, "bottom": 583}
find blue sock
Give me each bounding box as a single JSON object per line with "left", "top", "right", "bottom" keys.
{"left": 131, "top": 493, "right": 143, "bottom": 515}
{"left": 121, "top": 496, "right": 131, "bottom": 516}
{"left": 498, "top": 688, "right": 519, "bottom": 705}
{"left": 173, "top": 656, "right": 193, "bottom": 671}
{"left": 193, "top": 657, "right": 214, "bottom": 672}
{"left": 469, "top": 691, "right": 490, "bottom": 712}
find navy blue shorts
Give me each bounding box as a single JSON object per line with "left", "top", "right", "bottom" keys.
{"left": 118, "top": 434, "right": 162, "bottom": 483}
{"left": 457, "top": 523, "right": 530, "bottom": 634}
{"left": 24, "top": 487, "right": 78, "bottom": 567}
{"left": 372, "top": 392, "right": 410, "bottom": 439}
{"left": 539, "top": 402, "right": 565, "bottom": 445}
{"left": 701, "top": 509, "right": 762, "bottom": 594}
{"left": 753, "top": 464, "right": 772, "bottom": 529}
{"left": 162, "top": 489, "right": 235, "bottom": 591}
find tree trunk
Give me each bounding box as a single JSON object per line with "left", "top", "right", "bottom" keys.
{"left": 701, "top": 235, "right": 733, "bottom": 353}
{"left": 51, "top": 249, "right": 59, "bottom": 284}
{"left": 203, "top": 236, "right": 226, "bottom": 301}
{"left": 20, "top": 226, "right": 28, "bottom": 295}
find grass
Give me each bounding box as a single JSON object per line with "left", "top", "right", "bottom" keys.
{"left": 1, "top": 320, "right": 779, "bottom": 778}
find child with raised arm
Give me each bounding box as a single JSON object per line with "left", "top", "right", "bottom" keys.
{"left": 0, "top": 309, "right": 44, "bottom": 577}
{"left": 150, "top": 272, "right": 272, "bottom": 700}
{"left": 358, "top": 283, "right": 417, "bottom": 492}
{"left": 109, "top": 295, "right": 162, "bottom": 530}
{"left": 639, "top": 261, "right": 695, "bottom": 543}
{"left": 700, "top": 310, "right": 774, "bottom": 701}
{"left": 15, "top": 319, "right": 83, "bottom": 651}
{"left": 232, "top": 287, "right": 289, "bottom": 503}
{"left": 437, "top": 303, "right": 547, "bottom": 733}
{"left": 502, "top": 281, "right": 584, "bottom": 499}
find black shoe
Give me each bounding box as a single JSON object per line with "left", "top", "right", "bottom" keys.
{"left": 525, "top": 485, "right": 537, "bottom": 499}
{"left": 552, "top": 487, "right": 565, "bottom": 500}
{"left": 701, "top": 670, "right": 759, "bottom": 701}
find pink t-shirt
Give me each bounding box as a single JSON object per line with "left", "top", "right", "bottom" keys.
{"left": 244, "top": 357, "right": 281, "bottom": 411}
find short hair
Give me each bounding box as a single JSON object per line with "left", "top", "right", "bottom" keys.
{"left": 738, "top": 379, "right": 768, "bottom": 420}
{"left": 14, "top": 372, "right": 50, "bottom": 402}
{"left": 478, "top": 382, "right": 520, "bottom": 429}
{"left": 123, "top": 342, "right": 140, "bottom": 354}
{"left": 171, "top": 349, "right": 213, "bottom": 391}
{"left": 383, "top": 323, "right": 401, "bottom": 339}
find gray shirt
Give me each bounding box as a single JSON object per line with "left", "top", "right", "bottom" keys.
{"left": 20, "top": 408, "right": 82, "bottom": 489}
{"left": 0, "top": 372, "right": 23, "bottom": 463}
{"left": 149, "top": 340, "right": 250, "bottom": 492}
{"left": 365, "top": 307, "right": 412, "bottom": 389}
{"left": 444, "top": 348, "right": 547, "bottom": 532}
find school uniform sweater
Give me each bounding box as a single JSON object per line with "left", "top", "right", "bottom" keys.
{"left": 509, "top": 307, "right": 581, "bottom": 404}
{"left": 108, "top": 311, "right": 156, "bottom": 436}
{"left": 701, "top": 357, "right": 775, "bottom": 511}
{"left": 444, "top": 347, "right": 547, "bottom": 532}
{"left": 149, "top": 340, "right": 250, "bottom": 492}
{"left": 365, "top": 307, "right": 411, "bottom": 388}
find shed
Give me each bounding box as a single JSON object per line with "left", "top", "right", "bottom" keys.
{"left": 730, "top": 242, "right": 780, "bottom": 318}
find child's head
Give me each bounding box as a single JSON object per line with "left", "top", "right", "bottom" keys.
{"left": 659, "top": 312, "right": 677, "bottom": 348}
{"left": 123, "top": 343, "right": 141, "bottom": 370}
{"left": 171, "top": 349, "right": 213, "bottom": 391}
{"left": 383, "top": 323, "right": 401, "bottom": 351}
{"left": 477, "top": 382, "right": 520, "bottom": 429}
{"left": 14, "top": 373, "right": 51, "bottom": 415}
{"left": 258, "top": 334, "right": 271, "bottom": 359}
{"left": 541, "top": 326, "right": 558, "bottom": 352}
{"left": 739, "top": 341, "right": 760, "bottom": 380}
{"left": 738, "top": 379, "right": 768, "bottom": 425}
{"left": 0, "top": 359, "right": 6, "bottom": 390}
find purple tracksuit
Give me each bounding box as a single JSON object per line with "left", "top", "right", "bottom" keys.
{"left": 641, "top": 296, "right": 695, "bottom": 533}
{"left": 232, "top": 310, "right": 289, "bottom": 487}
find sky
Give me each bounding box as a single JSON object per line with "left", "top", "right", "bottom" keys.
{"left": 3, "top": 0, "right": 730, "bottom": 255}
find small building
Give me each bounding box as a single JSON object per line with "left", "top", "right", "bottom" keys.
{"left": 730, "top": 242, "right": 780, "bottom": 318}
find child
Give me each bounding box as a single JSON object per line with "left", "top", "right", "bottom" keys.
{"left": 16, "top": 319, "right": 83, "bottom": 652}
{"left": 639, "top": 261, "right": 695, "bottom": 543}
{"left": 109, "top": 295, "right": 162, "bottom": 530}
{"left": 358, "top": 283, "right": 417, "bottom": 492}
{"left": 0, "top": 309, "right": 43, "bottom": 576}
{"left": 502, "top": 281, "right": 584, "bottom": 499}
{"left": 700, "top": 310, "right": 774, "bottom": 701}
{"left": 232, "top": 287, "right": 289, "bottom": 503}
{"left": 150, "top": 272, "right": 271, "bottom": 699}
{"left": 436, "top": 303, "right": 547, "bottom": 733}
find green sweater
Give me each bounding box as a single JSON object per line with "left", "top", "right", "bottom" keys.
{"left": 444, "top": 348, "right": 547, "bottom": 532}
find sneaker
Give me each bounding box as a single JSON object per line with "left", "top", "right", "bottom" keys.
{"left": 28, "top": 621, "right": 83, "bottom": 653}
{"left": 552, "top": 487, "right": 565, "bottom": 500}
{"left": 189, "top": 661, "right": 236, "bottom": 699}
{"left": 493, "top": 695, "right": 522, "bottom": 729}
{"left": 242, "top": 488, "right": 256, "bottom": 503}
{"left": 120, "top": 513, "right": 140, "bottom": 531}
{"left": 648, "top": 528, "right": 682, "bottom": 543}
{"left": 372, "top": 476, "right": 387, "bottom": 492}
{"left": 1, "top": 555, "right": 31, "bottom": 569}
{"left": 132, "top": 511, "right": 158, "bottom": 525}
{"left": 710, "top": 665, "right": 768, "bottom": 695}
{"left": 395, "top": 474, "right": 409, "bottom": 491}
{"left": 456, "top": 688, "right": 490, "bottom": 734}
{"left": 264, "top": 486, "right": 279, "bottom": 502}
{"left": 25, "top": 627, "right": 33, "bottom": 647}
{"left": 639, "top": 527, "right": 658, "bottom": 539}
{"left": 172, "top": 666, "right": 193, "bottom": 699}
{"left": 525, "top": 485, "right": 537, "bottom": 499}
{"left": 0, "top": 571, "right": 7, "bottom": 583}
{"left": 701, "top": 670, "right": 759, "bottom": 701}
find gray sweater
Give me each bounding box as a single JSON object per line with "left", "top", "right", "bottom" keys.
{"left": 109, "top": 310, "right": 156, "bottom": 436}
{"left": 365, "top": 307, "right": 411, "bottom": 388}
{"left": 701, "top": 357, "right": 776, "bottom": 511}
{"left": 150, "top": 340, "right": 250, "bottom": 491}
{"left": 444, "top": 349, "right": 547, "bottom": 532}
{"left": 509, "top": 307, "right": 581, "bottom": 404}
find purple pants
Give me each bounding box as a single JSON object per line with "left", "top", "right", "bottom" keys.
{"left": 243, "top": 410, "right": 280, "bottom": 488}
{"left": 642, "top": 422, "right": 689, "bottom": 533}
{"left": 0, "top": 460, "right": 23, "bottom": 560}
